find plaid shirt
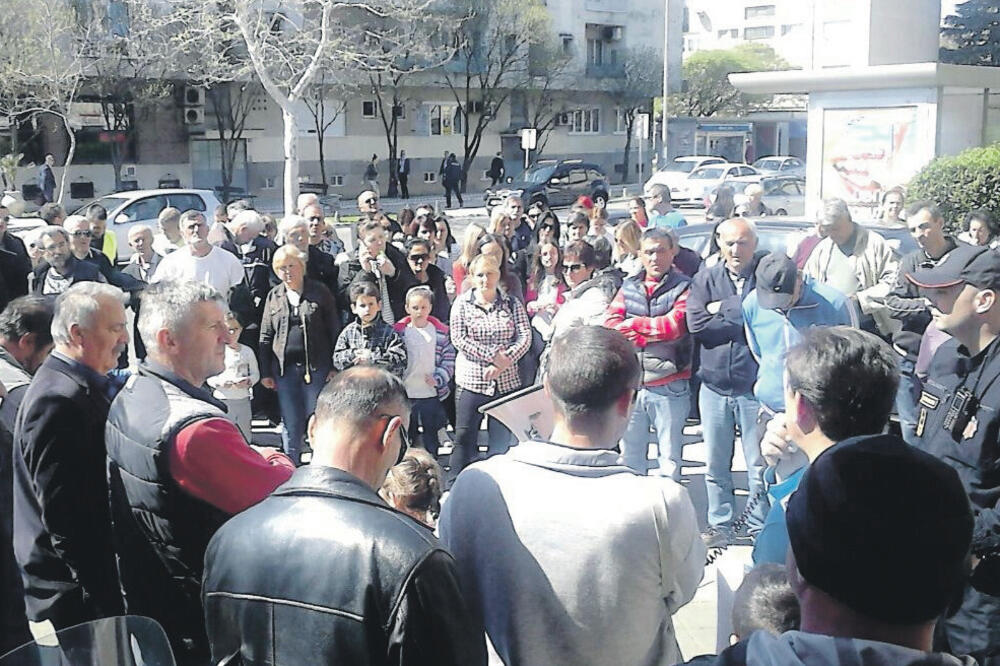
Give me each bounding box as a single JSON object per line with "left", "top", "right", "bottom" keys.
{"left": 450, "top": 289, "right": 531, "bottom": 396}
{"left": 333, "top": 318, "right": 407, "bottom": 378}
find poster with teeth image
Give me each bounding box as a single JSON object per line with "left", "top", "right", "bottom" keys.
{"left": 821, "top": 106, "right": 922, "bottom": 216}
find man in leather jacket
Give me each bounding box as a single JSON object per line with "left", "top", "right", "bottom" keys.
{"left": 203, "top": 366, "right": 486, "bottom": 665}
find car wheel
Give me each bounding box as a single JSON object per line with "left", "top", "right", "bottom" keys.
{"left": 593, "top": 192, "right": 608, "bottom": 208}
{"left": 775, "top": 209, "right": 787, "bottom": 216}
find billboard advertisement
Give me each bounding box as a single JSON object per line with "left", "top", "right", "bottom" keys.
{"left": 821, "top": 106, "right": 923, "bottom": 216}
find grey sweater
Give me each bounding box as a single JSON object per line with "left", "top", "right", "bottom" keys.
{"left": 439, "top": 440, "right": 705, "bottom": 666}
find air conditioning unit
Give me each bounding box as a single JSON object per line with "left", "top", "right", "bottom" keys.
{"left": 555, "top": 112, "right": 570, "bottom": 126}
{"left": 610, "top": 26, "right": 624, "bottom": 41}
{"left": 184, "top": 107, "right": 205, "bottom": 125}
{"left": 121, "top": 164, "right": 137, "bottom": 179}
{"left": 183, "top": 86, "right": 205, "bottom": 107}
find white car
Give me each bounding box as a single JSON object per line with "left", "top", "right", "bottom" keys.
{"left": 72, "top": 189, "right": 223, "bottom": 261}
{"left": 675, "top": 163, "right": 760, "bottom": 207}
{"left": 752, "top": 155, "right": 805, "bottom": 177}
{"left": 719, "top": 176, "right": 806, "bottom": 215}
{"left": 644, "top": 156, "right": 726, "bottom": 197}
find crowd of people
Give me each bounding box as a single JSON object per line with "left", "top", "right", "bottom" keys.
{"left": 0, "top": 180, "right": 997, "bottom": 665}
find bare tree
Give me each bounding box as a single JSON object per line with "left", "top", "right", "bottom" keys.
{"left": 301, "top": 68, "right": 349, "bottom": 191}
{"left": 206, "top": 81, "right": 259, "bottom": 204}
{"left": 0, "top": 0, "right": 89, "bottom": 203}
{"left": 522, "top": 39, "right": 573, "bottom": 158}
{"left": 442, "top": 0, "right": 554, "bottom": 190}
{"left": 615, "top": 47, "right": 662, "bottom": 184}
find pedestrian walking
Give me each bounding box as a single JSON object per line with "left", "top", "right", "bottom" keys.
{"left": 364, "top": 154, "right": 379, "bottom": 195}
{"left": 443, "top": 153, "right": 464, "bottom": 208}
{"left": 37, "top": 154, "right": 55, "bottom": 204}
{"left": 487, "top": 152, "right": 505, "bottom": 186}
{"left": 397, "top": 150, "right": 410, "bottom": 199}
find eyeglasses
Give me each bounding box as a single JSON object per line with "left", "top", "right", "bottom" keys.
{"left": 71, "top": 230, "right": 92, "bottom": 238}
{"left": 408, "top": 253, "right": 429, "bottom": 263}
{"left": 565, "top": 263, "right": 587, "bottom": 271}
{"left": 378, "top": 414, "right": 409, "bottom": 465}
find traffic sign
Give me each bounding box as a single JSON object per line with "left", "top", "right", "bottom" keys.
{"left": 520, "top": 128, "right": 537, "bottom": 151}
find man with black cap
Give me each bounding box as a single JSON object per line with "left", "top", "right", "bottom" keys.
{"left": 907, "top": 244, "right": 1000, "bottom": 663}
{"left": 742, "top": 252, "right": 855, "bottom": 418}
{"left": 685, "top": 434, "right": 977, "bottom": 665}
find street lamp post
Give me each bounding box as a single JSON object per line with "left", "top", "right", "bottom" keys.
{"left": 661, "top": 0, "right": 670, "bottom": 163}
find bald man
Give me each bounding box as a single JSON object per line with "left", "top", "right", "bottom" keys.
{"left": 686, "top": 218, "right": 769, "bottom": 548}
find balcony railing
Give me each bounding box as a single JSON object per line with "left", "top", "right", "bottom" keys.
{"left": 585, "top": 62, "right": 625, "bottom": 78}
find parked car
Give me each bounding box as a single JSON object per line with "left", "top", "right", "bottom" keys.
{"left": 720, "top": 175, "right": 806, "bottom": 216}
{"left": 484, "top": 159, "right": 609, "bottom": 212}
{"left": 675, "top": 217, "right": 918, "bottom": 260}
{"left": 674, "top": 163, "right": 759, "bottom": 207}
{"left": 72, "top": 188, "right": 223, "bottom": 261}
{"left": 643, "top": 155, "right": 727, "bottom": 196}
{"left": 752, "top": 155, "right": 805, "bottom": 177}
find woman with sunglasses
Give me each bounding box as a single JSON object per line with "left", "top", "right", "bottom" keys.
{"left": 400, "top": 237, "right": 451, "bottom": 321}
{"left": 550, "top": 240, "right": 619, "bottom": 340}
{"left": 259, "top": 245, "right": 342, "bottom": 464}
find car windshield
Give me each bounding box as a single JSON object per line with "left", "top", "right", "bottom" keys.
{"left": 690, "top": 167, "right": 724, "bottom": 180}
{"left": 661, "top": 160, "right": 699, "bottom": 173}
{"left": 73, "top": 196, "right": 129, "bottom": 216}
{"left": 754, "top": 159, "right": 783, "bottom": 171}
{"left": 518, "top": 165, "right": 556, "bottom": 184}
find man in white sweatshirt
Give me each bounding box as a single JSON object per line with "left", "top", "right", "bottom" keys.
{"left": 439, "top": 325, "right": 705, "bottom": 666}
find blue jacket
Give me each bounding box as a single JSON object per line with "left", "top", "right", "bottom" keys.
{"left": 687, "top": 253, "right": 765, "bottom": 396}
{"left": 742, "top": 277, "right": 854, "bottom": 411}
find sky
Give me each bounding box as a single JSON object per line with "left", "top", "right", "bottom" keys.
{"left": 941, "top": 0, "right": 959, "bottom": 20}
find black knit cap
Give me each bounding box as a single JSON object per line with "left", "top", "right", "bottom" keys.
{"left": 786, "top": 434, "right": 973, "bottom": 624}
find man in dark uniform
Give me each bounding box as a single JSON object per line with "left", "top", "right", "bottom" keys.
{"left": 907, "top": 244, "right": 1000, "bottom": 664}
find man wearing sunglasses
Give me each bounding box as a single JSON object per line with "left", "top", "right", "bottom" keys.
{"left": 203, "top": 367, "right": 486, "bottom": 665}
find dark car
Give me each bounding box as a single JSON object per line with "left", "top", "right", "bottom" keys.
{"left": 484, "top": 159, "right": 609, "bottom": 212}
{"left": 675, "top": 217, "right": 918, "bottom": 259}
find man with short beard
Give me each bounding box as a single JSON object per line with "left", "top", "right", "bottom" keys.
{"left": 32, "top": 226, "right": 105, "bottom": 296}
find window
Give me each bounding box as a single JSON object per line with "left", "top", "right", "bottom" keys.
{"left": 615, "top": 108, "right": 628, "bottom": 133}
{"left": 568, "top": 169, "right": 588, "bottom": 185}
{"left": 588, "top": 169, "right": 604, "bottom": 182}
{"left": 362, "top": 100, "right": 377, "bottom": 118}
{"left": 744, "top": 25, "right": 775, "bottom": 40}
{"left": 329, "top": 175, "right": 344, "bottom": 187}
{"left": 730, "top": 29, "right": 739, "bottom": 38}
{"left": 118, "top": 196, "right": 168, "bottom": 223}
{"left": 428, "top": 104, "right": 462, "bottom": 136}
{"left": 781, "top": 23, "right": 801, "bottom": 36}
{"left": 569, "top": 108, "right": 600, "bottom": 134}
{"left": 587, "top": 38, "right": 605, "bottom": 65}
{"left": 166, "top": 193, "right": 206, "bottom": 212}
{"left": 745, "top": 5, "right": 775, "bottom": 19}
{"left": 263, "top": 176, "right": 277, "bottom": 189}
{"left": 423, "top": 172, "right": 437, "bottom": 183}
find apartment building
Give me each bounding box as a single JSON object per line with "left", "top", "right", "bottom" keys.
{"left": 27, "top": 0, "right": 681, "bottom": 207}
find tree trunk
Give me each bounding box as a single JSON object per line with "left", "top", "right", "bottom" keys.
{"left": 281, "top": 108, "right": 299, "bottom": 216}
{"left": 317, "top": 133, "right": 327, "bottom": 190}
{"left": 622, "top": 118, "right": 634, "bottom": 185}
{"left": 57, "top": 113, "right": 76, "bottom": 205}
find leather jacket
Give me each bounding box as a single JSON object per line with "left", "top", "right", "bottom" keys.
{"left": 203, "top": 465, "right": 486, "bottom": 665}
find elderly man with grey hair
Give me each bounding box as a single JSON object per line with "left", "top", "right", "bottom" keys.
{"left": 13, "top": 283, "right": 128, "bottom": 632}
{"left": 279, "top": 214, "right": 339, "bottom": 299}
{"left": 105, "top": 280, "right": 294, "bottom": 661}
{"left": 219, "top": 209, "right": 278, "bottom": 339}
{"left": 803, "top": 197, "right": 899, "bottom": 338}
{"left": 31, "top": 225, "right": 105, "bottom": 296}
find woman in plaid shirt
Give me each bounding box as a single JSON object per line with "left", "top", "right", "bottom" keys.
{"left": 450, "top": 254, "right": 531, "bottom": 472}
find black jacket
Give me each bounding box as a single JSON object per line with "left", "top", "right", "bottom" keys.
{"left": 0, "top": 232, "right": 31, "bottom": 304}
{"left": 203, "top": 465, "right": 487, "bottom": 666}
{"left": 12, "top": 353, "right": 124, "bottom": 629}
{"left": 259, "top": 279, "right": 341, "bottom": 378}
{"left": 307, "top": 243, "right": 339, "bottom": 299}
{"left": 397, "top": 263, "right": 451, "bottom": 322}
{"left": 31, "top": 256, "right": 103, "bottom": 295}
{"left": 337, "top": 244, "right": 409, "bottom": 321}
{"left": 687, "top": 253, "right": 764, "bottom": 396}
{"left": 220, "top": 236, "right": 279, "bottom": 314}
